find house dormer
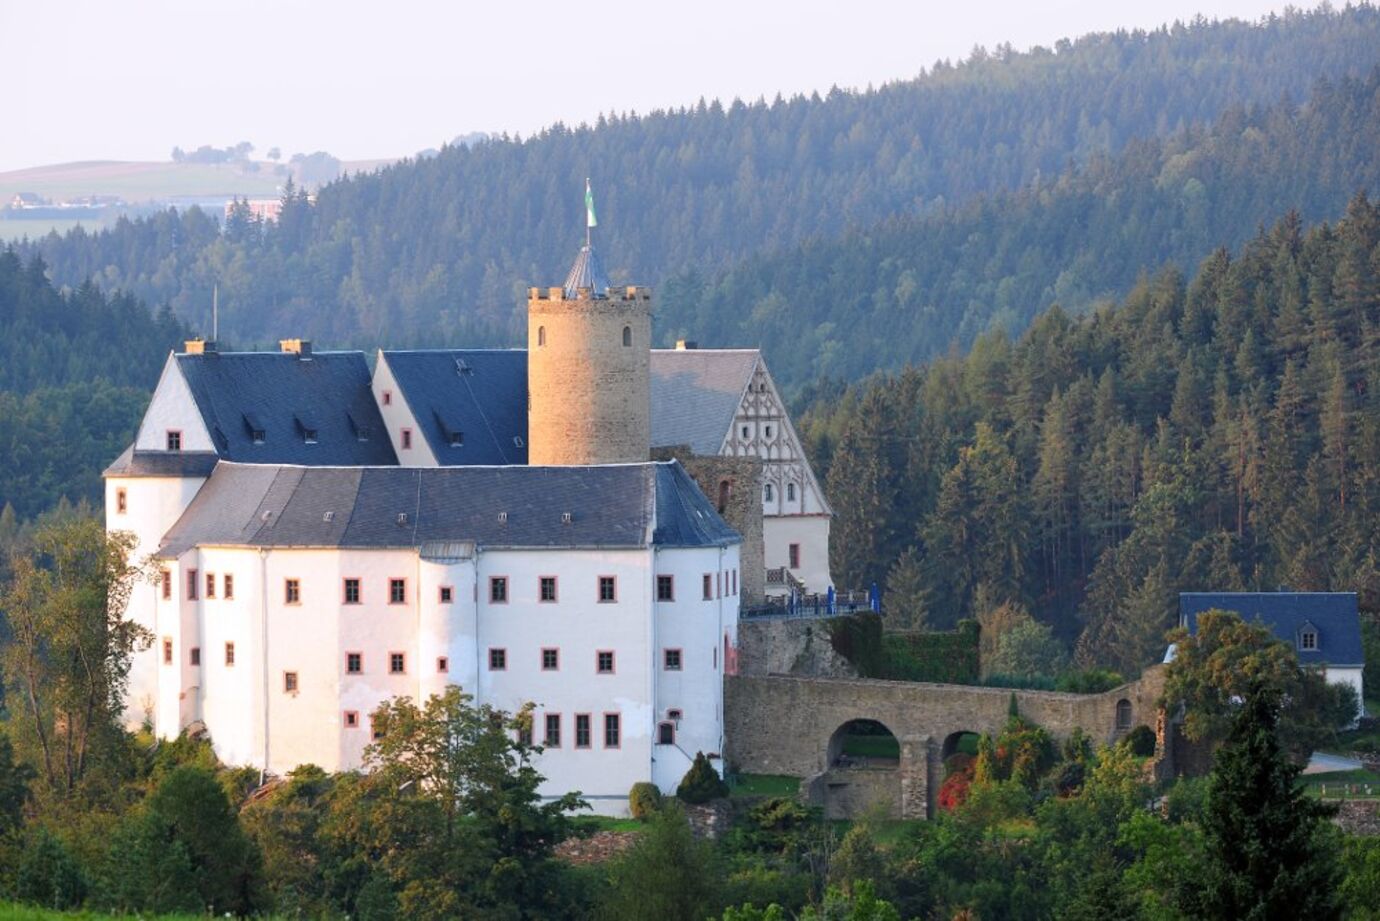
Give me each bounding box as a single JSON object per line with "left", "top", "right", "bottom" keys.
{"left": 1296, "top": 620, "right": 1320, "bottom": 653}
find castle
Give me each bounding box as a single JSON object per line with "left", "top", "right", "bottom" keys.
{"left": 103, "top": 202, "right": 832, "bottom": 813}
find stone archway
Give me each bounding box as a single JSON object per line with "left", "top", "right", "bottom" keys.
{"left": 814, "top": 718, "right": 903, "bottom": 819}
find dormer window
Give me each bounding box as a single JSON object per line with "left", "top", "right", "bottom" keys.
{"left": 1300, "top": 629, "right": 1318, "bottom": 651}
{"left": 303, "top": 428, "right": 318, "bottom": 444}
{"left": 243, "top": 411, "right": 266, "bottom": 445}
{"left": 449, "top": 431, "right": 464, "bottom": 447}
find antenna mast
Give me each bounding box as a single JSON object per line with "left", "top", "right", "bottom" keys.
{"left": 212, "top": 283, "right": 218, "bottom": 341}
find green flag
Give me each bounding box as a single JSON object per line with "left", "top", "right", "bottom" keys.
{"left": 585, "top": 178, "right": 597, "bottom": 228}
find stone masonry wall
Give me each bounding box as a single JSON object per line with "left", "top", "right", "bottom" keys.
{"left": 735, "top": 617, "right": 856, "bottom": 678}
{"left": 528, "top": 286, "right": 652, "bottom": 466}
{"left": 651, "top": 446, "right": 765, "bottom": 604}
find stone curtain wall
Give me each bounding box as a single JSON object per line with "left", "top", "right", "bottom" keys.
{"left": 736, "top": 618, "right": 857, "bottom": 677}
{"left": 651, "top": 446, "right": 765, "bottom": 604}
{"left": 725, "top": 667, "right": 1166, "bottom": 818}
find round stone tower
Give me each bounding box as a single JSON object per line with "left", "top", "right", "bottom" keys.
{"left": 528, "top": 228, "right": 652, "bottom": 466}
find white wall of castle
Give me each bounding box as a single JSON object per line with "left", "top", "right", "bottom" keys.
{"left": 372, "top": 353, "right": 438, "bottom": 467}
{"left": 140, "top": 540, "right": 739, "bottom": 815}
{"left": 134, "top": 357, "right": 212, "bottom": 452}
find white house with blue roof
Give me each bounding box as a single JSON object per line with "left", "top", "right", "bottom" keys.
{"left": 1177, "top": 592, "right": 1366, "bottom": 720}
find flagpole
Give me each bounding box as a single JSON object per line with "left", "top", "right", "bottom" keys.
{"left": 585, "top": 177, "right": 592, "bottom": 249}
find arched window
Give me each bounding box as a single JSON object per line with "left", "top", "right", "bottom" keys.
{"left": 717, "top": 480, "right": 731, "bottom": 514}
{"left": 764, "top": 483, "right": 774, "bottom": 502}
{"left": 537, "top": 326, "right": 546, "bottom": 347}
{"left": 1115, "top": 699, "right": 1132, "bottom": 731}
{"left": 787, "top": 482, "right": 796, "bottom": 501}
{"left": 622, "top": 325, "right": 632, "bottom": 347}
{"left": 657, "top": 722, "right": 675, "bottom": 745}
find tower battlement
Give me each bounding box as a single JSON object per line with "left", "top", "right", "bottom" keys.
{"left": 528, "top": 285, "right": 652, "bottom": 302}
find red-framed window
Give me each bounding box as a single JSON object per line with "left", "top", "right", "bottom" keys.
{"left": 344, "top": 710, "right": 360, "bottom": 729}
{"left": 162, "top": 637, "right": 173, "bottom": 665}
{"left": 371, "top": 716, "right": 384, "bottom": 740}
{"left": 284, "top": 578, "right": 301, "bottom": 605}
{"left": 190, "top": 647, "right": 201, "bottom": 666}
{"left": 284, "top": 671, "right": 298, "bottom": 693}
{"left": 382, "top": 390, "right": 392, "bottom": 406}
{"left": 205, "top": 572, "right": 216, "bottom": 599}
{"left": 664, "top": 648, "right": 683, "bottom": 671}
{"left": 343, "top": 578, "right": 361, "bottom": 604}
{"left": 116, "top": 488, "right": 128, "bottom": 514}
{"left": 489, "top": 576, "right": 508, "bottom": 603}
{"left": 161, "top": 570, "right": 172, "bottom": 601}
{"left": 389, "top": 652, "right": 406, "bottom": 674}
{"left": 575, "top": 713, "right": 591, "bottom": 748}
{"left": 489, "top": 648, "right": 507, "bottom": 671}
{"left": 596, "top": 650, "right": 615, "bottom": 674}
{"left": 603, "top": 712, "right": 621, "bottom": 748}
{"left": 789, "top": 543, "right": 801, "bottom": 569}
{"left": 544, "top": 713, "right": 562, "bottom": 747}
{"left": 732, "top": 569, "right": 738, "bottom": 595}
{"left": 400, "top": 428, "right": 412, "bottom": 450}
{"left": 658, "top": 721, "right": 675, "bottom": 745}
{"left": 702, "top": 573, "right": 713, "bottom": 600}
{"left": 187, "top": 569, "right": 199, "bottom": 601}
{"left": 345, "top": 652, "right": 363, "bottom": 674}
{"left": 541, "top": 647, "right": 559, "bottom": 671}
{"left": 438, "top": 585, "right": 454, "bottom": 604}
{"left": 539, "top": 576, "right": 558, "bottom": 602}
{"left": 657, "top": 574, "right": 674, "bottom": 601}
{"left": 389, "top": 579, "right": 407, "bottom": 604}
{"left": 224, "top": 573, "right": 235, "bottom": 600}
{"left": 166, "top": 430, "right": 182, "bottom": 451}
{"left": 437, "top": 656, "right": 449, "bottom": 673}
{"left": 224, "top": 642, "right": 235, "bottom": 666}
{"left": 597, "top": 575, "right": 617, "bottom": 603}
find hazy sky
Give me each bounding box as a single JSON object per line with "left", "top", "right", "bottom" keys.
{"left": 1, "top": 0, "right": 1299, "bottom": 174}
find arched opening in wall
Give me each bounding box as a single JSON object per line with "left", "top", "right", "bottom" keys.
{"left": 1115, "top": 698, "right": 1133, "bottom": 731}
{"left": 717, "top": 479, "right": 732, "bottom": 514}
{"left": 537, "top": 326, "right": 546, "bottom": 347}
{"left": 622, "top": 325, "right": 632, "bottom": 347}
{"left": 941, "top": 731, "right": 981, "bottom": 762}
{"left": 827, "top": 719, "right": 899, "bottom": 768}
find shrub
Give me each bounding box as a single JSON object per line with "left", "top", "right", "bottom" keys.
{"left": 630, "top": 782, "right": 663, "bottom": 819}
{"left": 16, "top": 828, "right": 87, "bottom": 910}
{"left": 1123, "top": 724, "right": 1157, "bottom": 756}
{"left": 1055, "top": 668, "right": 1126, "bottom": 694}
{"left": 944, "top": 752, "right": 975, "bottom": 778}
{"left": 677, "top": 752, "right": 729, "bottom": 804}
{"left": 938, "top": 770, "right": 973, "bottom": 812}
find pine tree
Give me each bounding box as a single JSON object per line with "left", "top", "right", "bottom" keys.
{"left": 1195, "top": 683, "right": 1342, "bottom": 921}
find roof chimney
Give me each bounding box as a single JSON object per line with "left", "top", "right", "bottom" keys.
{"left": 184, "top": 338, "right": 217, "bottom": 355}
{"left": 675, "top": 339, "right": 698, "bottom": 350}
{"left": 279, "top": 339, "right": 312, "bottom": 358}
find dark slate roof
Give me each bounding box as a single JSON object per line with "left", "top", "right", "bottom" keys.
{"left": 175, "top": 351, "right": 397, "bottom": 466}
{"left": 157, "top": 460, "right": 739, "bottom": 557}
{"left": 1179, "top": 592, "right": 1364, "bottom": 667}
{"left": 649, "top": 350, "right": 759, "bottom": 454}
{"left": 563, "top": 245, "right": 610, "bottom": 297}
{"left": 381, "top": 350, "right": 528, "bottom": 465}
{"left": 103, "top": 444, "right": 219, "bottom": 478}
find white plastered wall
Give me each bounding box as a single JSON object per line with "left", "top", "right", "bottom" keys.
{"left": 372, "top": 352, "right": 438, "bottom": 467}
{"left": 134, "top": 355, "right": 213, "bottom": 452}
{"left": 764, "top": 515, "right": 833, "bottom": 595}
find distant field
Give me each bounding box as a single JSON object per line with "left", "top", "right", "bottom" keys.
{"left": 0, "top": 160, "right": 285, "bottom": 203}
{"left": 0, "top": 217, "right": 100, "bottom": 242}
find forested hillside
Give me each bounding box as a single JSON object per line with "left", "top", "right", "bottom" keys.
{"left": 808, "top": 195, "right": 1380, "bottom": 677}
{"left": 667, "top": 67, "right": 1380, "bottom": 386}
{"left": 0, "top": 251, "right": 188, "bottom": 520}
{"left": 19, "top": 7, "right": 1380, "bottom": 360}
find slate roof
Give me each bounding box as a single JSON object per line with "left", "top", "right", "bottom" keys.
{"left": 380, "top": 350, "right": 528, "bottom": 465}
{"left": 103, "top": 445, "right": 219, "bottom": 479}
{"left": 1179, "top": 592, "right": 1365, "bottom": 667}
{"left": 175, "top": 351, "right": 397, "bottom": 466}
{"left": 649, "top": 349, "right": 759, "bottom": 454}
{"left": 564, "top": 244, "right": 611, "bottom": 297}
{"left": 157, "top": 460, "right": 739, "bottom": 557}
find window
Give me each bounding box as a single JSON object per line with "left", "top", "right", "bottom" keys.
{"left": 162, "top": 638, "right": 173, "bottom": 665}
{"left": 718, "top": 480, "right": 730, "bottom": 514}
{"left": 284, "top": 671, "right": 298, "bottom": 693}
{"left": 1300, "top": 630, "right": 1318, "bottom": 651}
{"left": 765, "top": 425, "right": 773, "bottom": 438}
{"left": 489, "top": 576, "right": 508, "bottom": 603}
{"left": 667, "top": 708, "right": 683, "bottom": 721}
{"left": 489, "top": 648, "right": 507, "bottom": 671}
{"left": 657, "top": 575, "right": 675, "bottom": 602}
{"left": 187, "top": 569, "right": 199, "bottom": 600}
{"left": 732, "top": 569, "right": 738, "bottom": 595}
{"left": 539, "top": 576, "right": 557, "bottom": 602}
{"left": 604, "top": 713, "right": 621, "bottom": 748}
{"left": 742, "top": 425, "right": 750, "bottom": 439}
{"left": 285, "top": 578, "right": 301, "bottom": 604}
{"left": 345, "top": 652, "right": 362, "bottom": 674}
{"left": 542, "top": 648, "right": 559, "bottom": 671}
{"left": 1115, "top": 699, "right": 1133, "bottom": 731}
{"left": 116, "top": 488, "right": 128, "bottom": 514}
{"left": 371, "top": 717, "right": 384, "bottom": 740}
{"left": 302, "top": 427, "right": 318, "bottom": 444}
{"left": 664, "top": 648, "right": 683, "bottom": 671}
{"left": 703, "top": 574, "right": 713, "bottom": 600}
{"left": 537, "top": 325, "right": 546, "bottom": 347}
{"left": 343, "top": 578, "right": 361, "bottom": 604}
{"left": 382, "top": 390, "right": 392, "bottom": 406}
{"left": 575, "top": 714, "right": 591, "bottom": 748}
{"left": 598, "top": 575, "right": 617, "bottom": 603}
{"left": 344, "top": 711, "right": 360, "bottom": 729}
{"left": 190, "top": 647, "right": 200, "bottom": 666}
{"left": 389, "top": 579, "right": 406, "bottom": 604}
{"left": 389, "top": 652, "right": 406, "bottom": 674}
{"left": 597, "top": 650, "right": 615, "bottom": 674}
{"left": 166, "top": 430, "right": 182, "bottom": 451}
{"left": 437, "top": 656, "right": 449, "bottom": 673}
{"left": 789, "top": 543, "right": 801, "bottom": 569}
{"left": 401, "top": 428, "right": 412, "bottom": 450}
{"left": 658, "top": 722, "right": 675, "bottom": 745}
{"left": 205, "top": 572, "right": 216, "bottom": 599}
{"left": 224, "top": 573, "right": 234, "bottom": 600}
{"left": 438, "top": 585, "right": 453, "bottom": 604}
{"left": 518, "top": 721, "right": 533, "bottom": 746}
{"left": 448, "top": 431, "right": 464, "bottom": 447}
{"left": 764, "top": 483, "right": 774, "bottom": 502}
{"left": 161, "top": 570, "right": 172, "bottom": 600}
{"left": 545, "top": 713, "right": 562, "bottom": 747}
{"left": 224, "top": 642, "right": 235, "bottom": 666}
{"left": 622, "top": 325, "right": 632, "bottom": 347}
{"left": 787, "top": 482, "right": 796, "bottom": 502}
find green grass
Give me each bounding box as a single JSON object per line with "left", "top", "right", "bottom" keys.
{"left": 729, "top": 773, "right": 801, "bottom": 797}
{"left": 841, "top": 734, "right": 901, "bottom": 760}
{"left": 571, "top": 814, "right": 643, "bottom": 833}
{"left": 1303, "top": 767, "right": 1380, "bottom": 798}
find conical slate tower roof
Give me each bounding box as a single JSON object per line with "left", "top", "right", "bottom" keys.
{"left": 563, "top": 244, "right": 611, "bottom": 298}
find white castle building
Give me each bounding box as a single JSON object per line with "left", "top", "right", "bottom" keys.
{"left": 104, "top": 214, "right": 829, "bottom": 812}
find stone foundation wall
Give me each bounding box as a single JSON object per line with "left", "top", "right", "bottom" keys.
{"left": 1333, "top": 800, "right": 1380, "bottom": 836}
{"left": 736, "top": 618, "right": 856, "bottom": 677}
